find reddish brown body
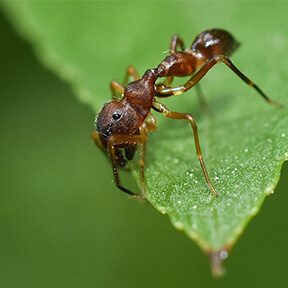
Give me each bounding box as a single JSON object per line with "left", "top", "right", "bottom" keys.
{"left": 157, "top": 29, "right": 239, "bottom": 78}
{"left": 92, "top": 29, "right": 278, "bottom": 198}
{"left": 95, "top": 69, "right": 158, "bottom": 167}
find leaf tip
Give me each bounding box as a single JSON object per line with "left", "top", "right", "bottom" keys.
{"left": 208, "top": 248, "right": 229, "bottom": 278}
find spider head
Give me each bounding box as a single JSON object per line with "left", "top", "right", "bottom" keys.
{"left": 95, "top": 99, "right": 139, "bottom": 139}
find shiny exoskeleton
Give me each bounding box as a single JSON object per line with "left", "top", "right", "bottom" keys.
{"left": 92, "top": 29, "right": 278, "bottom": 198}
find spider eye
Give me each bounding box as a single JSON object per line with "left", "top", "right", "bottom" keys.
{"left": 112, "top": 112, "right": 121, "bottom": 121}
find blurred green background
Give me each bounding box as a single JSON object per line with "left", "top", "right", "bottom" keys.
{"left": 0, "top": 3, "right": 288, "bottom": 288}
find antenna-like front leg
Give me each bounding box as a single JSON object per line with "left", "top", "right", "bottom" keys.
{"left": 107, "top": 129, "right": 147, "bottom": 198}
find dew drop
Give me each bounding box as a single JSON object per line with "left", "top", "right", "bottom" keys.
{"left": 244, "top": 148, "right": 248, "bottom": 153}
{"left": 186, "top": 170, "right": 194, "bottom": 178}
{"left": 193, "top": 205, "right": 197, "bottom": 210}
{"left": 219, "top": 250, "right": 229, "bottom": 260}
{"left": 281, "top": 133, "right": 286, "bottom": 138}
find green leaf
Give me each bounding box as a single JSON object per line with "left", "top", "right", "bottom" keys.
{"left": 2, "top": 1, "right": 288, "bottom": 274}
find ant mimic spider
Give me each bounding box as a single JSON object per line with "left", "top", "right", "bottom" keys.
{"left": 92, "top": 29, "right": 278, "bottom": 199}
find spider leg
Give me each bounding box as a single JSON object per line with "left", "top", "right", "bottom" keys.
{"left": 218, "top": 55, "right": 281, "bottom": 107}
{"left": 110, "top": 80, "right": 124, "bottom": 99}
{"left": 107, "top": 130, "right": 147, "bottom": 198}
{"left": 110, "top": 65, "right": 140, "bottom": 100}
{"left": 170, "top": 34, "right": 185, "bottom": 53}
{"left": 123, "top": 65, "right": 140, "bottom": 84}
{"left": 91, "top": 131, "right": 106, "bottom": 152}
{"left": 156, "top": 55, "right": 279, "bottom": 106}
{"left": 152, "top": 101, "right": 218, "bottom": 197}
{"left": 158, "top": 35, "right": 208, "bottom": 106}
{"left": 158, "top": 35, "right": 185, "bottom": 88}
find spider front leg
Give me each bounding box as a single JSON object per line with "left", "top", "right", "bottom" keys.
{"left": 152, "top": 101, "right": 218, "bottom": 197}
{"left": 107, "top": 128, "right": 148, "bottom": 198}
{"left": 91, "top": 130, "right": 106, "bottom": 153}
